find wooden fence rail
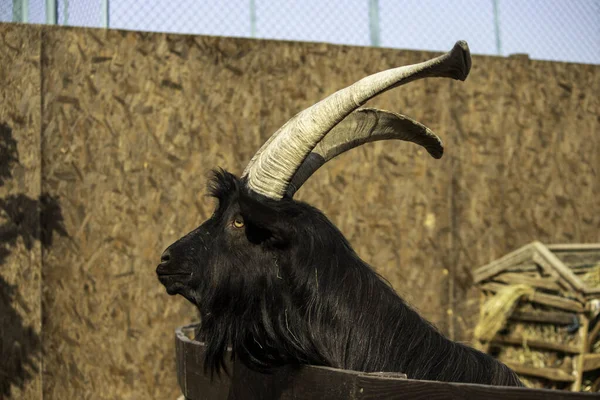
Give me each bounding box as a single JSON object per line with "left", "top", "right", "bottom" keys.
{"left": 175, "top": 325, "right": 596, "bottom": 399}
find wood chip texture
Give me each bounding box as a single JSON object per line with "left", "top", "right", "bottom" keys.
{"left": 0, "top": 24, "right": 43, "bottom": 400}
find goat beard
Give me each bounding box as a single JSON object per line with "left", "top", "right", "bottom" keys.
{"left": 194, "top": 278, "right": 333, "bottom": 377}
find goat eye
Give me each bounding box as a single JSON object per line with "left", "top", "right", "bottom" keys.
{"left": 232, "top": 217, "right": 244, "bottom": 229}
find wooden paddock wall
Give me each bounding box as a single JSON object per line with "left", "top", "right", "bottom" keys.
{"left": 0, "top": 23, "right": 598, "bottom": 399}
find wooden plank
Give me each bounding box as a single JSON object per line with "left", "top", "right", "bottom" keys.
{"left": 473, "top": 244, "right": 535, "bottom": 283}
{"left": 572, "top": 266, "right": 597, "bottom": 274}
{"left": 229, "top": 361, "right": 597, "bottom": 399}
{"left": 505, "top": 263, "right": 540, "bottom": 273}
{"left": 558, "top": 254, "right": 600, "bottom": 268}
{"left": 353, "top": 375, "right": 592, "bottom": 399}
{"left": 547, "top": 244, "right": 600, "bottom": 252}
{"left": 177, "top": 325, "right": 598, "bottom": 399}
{"left": 494, "top": 273, "right": 562, "bottom": 292}
{"left": 492, "top": 336, "right": 581, "bottom": 354}
{"left": 523, "top": 290, "right": 585, "bottom": 313}
{"left": 176, "top": 325, "right": 232, "bottom": 400}
{"left": 229, "top": 360, "right": 596, "bottom": 400}
{"left": 571, "top": 314, "right": 589, "bottom": 391}
{"left": 514, "top": 271, "right": 546, "bottom": 278}
{"left": 584, "top": 289, "right": 600, "bottom": 297}
{"left": 504, "top": 362, "right": 575, "bottom": 383}
{"left": 570, "top": 261, "right": 600, "bottom": 270}
{"left": 554, "top": 252, "right": 600, "bottom": 274}
{"left": 533, "top": 242, "right": 585, "bottom": 293}
{"left": 530, "top": 246, "right": 600, "bottom": 296}
{"left": 480, "top": 282, "right": 584, "bottom": 313}
{"left": 532, "top": 253, "right": 570, "bottom": 287}
{"left": 531, "top": 252, "right": 577, "bottom": 296}
{"left": 509, "top": 310, "right": 577, "bottom": 325}
{"left": 544, "top": 249, "right": 600, "bottom": 295}
{"left": 582, "top": 354, "right": 600, "bottom": 372}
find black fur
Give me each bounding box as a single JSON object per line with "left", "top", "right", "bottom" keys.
{"left": 157, "top": 169, "right": 522, "bottom": 386}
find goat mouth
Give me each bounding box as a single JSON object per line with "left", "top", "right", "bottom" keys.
{"left": 157, "top": 274, "right": 188, "bottom": 295}
{"left": 156, "top": 269, "right": 190, "bottom": 290}
{"left": 156, "top": 263, "right": 190, "bottom": 278}
{"left": 157, "top": 273, "right": 190, "bottom": 289}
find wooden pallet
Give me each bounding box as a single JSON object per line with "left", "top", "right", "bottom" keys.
{"left": 474, "top": 242, "right": 600, "bottom": 392}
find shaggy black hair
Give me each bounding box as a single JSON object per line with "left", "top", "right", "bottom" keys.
{"left": 157, "top": 169, "right": 522, "bottom": 386}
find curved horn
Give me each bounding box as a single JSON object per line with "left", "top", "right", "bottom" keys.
{"left": 285, "top": 108, "right": 443, "bottom": 197}
{"left": 243, "top": 40, "right": 471, "bottom": 199}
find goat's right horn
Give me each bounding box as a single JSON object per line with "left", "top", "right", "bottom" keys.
{"left": 242, "top": 40, "right": 471, "bottom": 200}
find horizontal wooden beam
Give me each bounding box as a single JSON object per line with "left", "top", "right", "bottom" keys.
{"left": 177, "top": 325, "right": 595, "bottom": 399}
{"left": 547, "top": 244, "right": 600, "bottom": 252}
{"left": 509, "top": 310, "right": 576, "bottom": 326}
{"left": 494, "top": 273, "right": 562, "bottom": 292}
{"left": 505, "top": 263, "right": 539, "bottom": 273}
{"left": 552, "top": 252, "right": 600, "bottom": 271}
{"left": 480, "top": 282, "right": 584, "bottom": 313}
{"left": 492, "top": 335, "right": 581, "bottom": 354}
{"left": 473, "top": 244, "right": 535, "bottom": 283}
{"left": 504, "top": 362, "right": 575, "bottom": 382}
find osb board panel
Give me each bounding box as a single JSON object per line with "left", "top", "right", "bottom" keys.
{"left": 499, "top": 59, "right": 599, "bottom": 248}
{"left": 0, "top": 25, "right": 42, "bottom": 400}
{"left": 451, "top": 57, "right": 600, "bottom": 342}
{"left": 248, "top": 40, "right": 454, "bottom": 331}
{"left": 444, "top": 56, "right": 514, "bottom": 340}
{"left": 40, "top": 28, "right": 263, "bottom": 399}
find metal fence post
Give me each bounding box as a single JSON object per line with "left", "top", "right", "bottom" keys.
{"left": 45, "top": 0, "right": 56, "bottom": 24}
{"left": 102, "top": 0, "right": 110, "bottom": 28}
{"left": 12, "top": 0, "right": 29, "bottom": 23}
{"left": 369, "top": 0, "right": 380, "bottom": 47}
{"left": 63, "top": 0, "right": 69, "bottom": 25}
{"left": 250, "top": 0, "right": 257, "bottom": 37}
{"left": 492, "top": 0, "right": 502, "bottom": 55}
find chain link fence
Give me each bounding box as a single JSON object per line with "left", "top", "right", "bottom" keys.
{"left": 1, "top": 0, "right": 599, "bottom": 64}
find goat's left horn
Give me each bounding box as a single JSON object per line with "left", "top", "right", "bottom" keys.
{"left": 242, "top": 40, "right": 471, "bottom": 200}
{"left": 285, "top": 108, "right": 443, "bottom": 197}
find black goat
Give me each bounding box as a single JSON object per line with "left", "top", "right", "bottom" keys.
{"left": 157, "top": 41, "right": 523, "bottom": 387}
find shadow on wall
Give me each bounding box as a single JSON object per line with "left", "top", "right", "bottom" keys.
{"left": 0, "top": 122, "right": 67, "bottom": 397}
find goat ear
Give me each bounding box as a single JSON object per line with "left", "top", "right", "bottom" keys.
{"left": 238, "top": 192, "right": 293, "bottom": 247}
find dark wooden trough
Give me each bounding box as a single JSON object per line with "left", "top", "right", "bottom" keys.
{"left": 176, "top": 324, "right": 597, "bottom": 399}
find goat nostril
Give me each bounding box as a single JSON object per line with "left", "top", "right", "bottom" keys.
{"left": 160, "top": 249, "right": 171, "bottom": 264}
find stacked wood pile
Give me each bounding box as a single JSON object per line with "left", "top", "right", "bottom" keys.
{"left": 474, "top": 242, "right": 600, "bottom": 392}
